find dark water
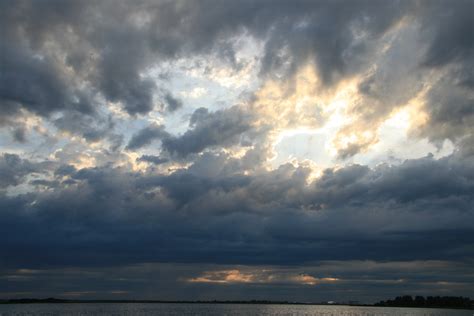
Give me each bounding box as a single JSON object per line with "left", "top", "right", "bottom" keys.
{"left": 0, "top": 303, "right": 471, "bottom": 316}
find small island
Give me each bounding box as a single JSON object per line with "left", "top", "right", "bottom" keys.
{"left": 375, "top": 295, "right": 473, "bottom": 310}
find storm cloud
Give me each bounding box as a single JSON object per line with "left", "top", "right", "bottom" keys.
{"left": 1, "top": 151, "right": 473, "bottom": 269}
{"left": 126, "top": 124, "right": 169, "bottom": 150}
{"left": 161, "top": 106, "right": 254, "bottom": 157}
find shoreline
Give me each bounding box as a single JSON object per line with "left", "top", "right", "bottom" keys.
{"left": 0, "top": 299, "right": 472, "bottom": 310}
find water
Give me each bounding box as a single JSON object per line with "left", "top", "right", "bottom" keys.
{"left": 0, "top": 303, "right": 471, "bottom": 316}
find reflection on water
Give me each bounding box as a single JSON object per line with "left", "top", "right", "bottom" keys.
{"left": 0, "top": 303, "right": 471, "bottom": 316}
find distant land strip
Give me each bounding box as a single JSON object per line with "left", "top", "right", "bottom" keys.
{"left": 1, "top": 296, "right": 473, "bottom": 310}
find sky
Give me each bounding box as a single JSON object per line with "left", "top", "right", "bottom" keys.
{"left": 1, "top": 0, "right": 473, "bottom": 303}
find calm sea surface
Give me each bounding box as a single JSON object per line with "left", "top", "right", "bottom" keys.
{"left": 0, "top": 303, "right": 471, "bottom": 316}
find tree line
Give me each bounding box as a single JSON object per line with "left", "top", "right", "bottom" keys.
{"left": 375, "top": 296, "right": 472, "bottom": 309}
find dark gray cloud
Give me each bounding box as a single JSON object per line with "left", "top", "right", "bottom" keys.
{"left": 0, "top": 43, "right": 93, "bottom": 119}
{"left": 0, "top": 1, "right": 172, "bottom": 119}
{"left": 12, "top": 127, "right": 26, "bottom": 143}
{"left": 420, "top": 0, "right": 474, "bottom": 69}
{"left": 54, "top": 164, "right": 77, "bottom": 177}
{"left": 0, "top": 0, "right": 93, "bottom": 118}
{"left": 163, "top": 93, "right": 183, "bottom": 113}
{"left": 29, "top": 179, "right": 60, "bottom": 188}
{"left": 415, "top": 0, "right": 474, "bottom": 146}
{"left": 53, "top": 111, "right": 115, "bottom": 142}
{"left": 0, "top": 154, "right": 49, "bottom": 188}
{"left": 1, "top": 151, "right": 473, "bottom": 270}
{"left": 161, "top": 106, "right": 253, "bottom": 157}
{"left": 126, "top": 124, "right": 169, "bottom": 150}
{"left": 137, "top": 155, "right": 169, "bottom": 165}
{"left": 258, "top": 1, "right": 410, "bottom": 84}
{"left": 95, "top": 41, "right": 156, "bottom": 115}
{"left": 417, "top": 76, "right": 474, "bottom": 144}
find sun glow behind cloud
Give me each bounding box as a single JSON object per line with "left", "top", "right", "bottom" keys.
{"left": 187, "top": 269, "right": 340, "bottom": 286}
{"left": 261, "top": 64, "right": 455, "bottom": 171}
